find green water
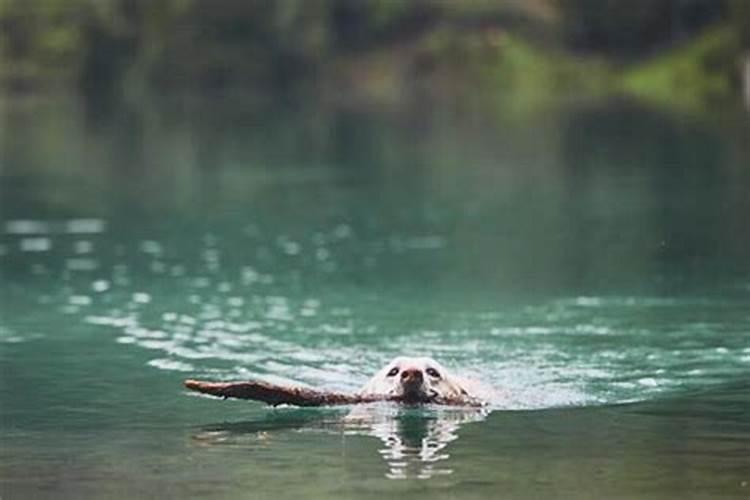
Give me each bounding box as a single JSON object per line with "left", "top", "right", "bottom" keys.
{"left": 1, "top": 94, "right": 749, "bottom": 498}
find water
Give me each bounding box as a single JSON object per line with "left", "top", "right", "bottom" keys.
{"left": 1, "top": 94, "right": 749, "bottom": 498}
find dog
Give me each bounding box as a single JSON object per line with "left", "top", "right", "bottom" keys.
{"left": 357, "top": 356, "right": 490, "bottom": 405}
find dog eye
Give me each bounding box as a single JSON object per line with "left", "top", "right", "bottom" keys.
{"left": 426, "top": 368, "right": 440, "bottom": 378}
{"left": 387, "top": 367, "right": 399, "bottom": 377}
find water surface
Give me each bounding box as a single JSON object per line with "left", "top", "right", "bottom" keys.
{"left": 1, "top": 94, "right": 749, "bottom": 498}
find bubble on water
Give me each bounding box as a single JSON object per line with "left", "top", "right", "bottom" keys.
{"left": 0, "top": 335, "right": 25, "bottom": 344}
{"left": 113, "top": 275, "right": 131, "bottom": 286}
{"left": 66, "top": 258, "right": 98, "bottom": 271}
{"left": 60, "top": 304, "right": 80, "bottom": 315}
{"left": 138, "top": 339, "right": 174, "bottom": 351}
{"left": 132, "top": 292, "right": 151, "bottom": 304}
{"left": 124, "top": 327, "right": 167, "bottom": 339}
{"left": 573, "top": 324, "right": 612, "bottom": 335}
{"left": 333, "top": 224, "right": 352, "bottom": 239}
{"left": 203, "top": 320, "right": 225, "bottom": 330}
{"left": 163, "top": 312, "right": 178, "bottom": 322}
{"left": 320, "top": 322, "right": 353, "bottom": 335}
{"left": 179, "top": 315, "right": 197, "bottom": 325}
{"left": 300, "top": 308, "right": 315, "bottom": 318}
{"left": 331, "top": 307, "right": 351, "bottom": 317}
{"left": 266, "top": 305, "right": 293, "bottom": 322}
{"left": 66, "top": 219, "right": 106, "bottom": 234}
{"left": 112, "top": 264, "right": 129, "bottom": 285}
{"left": 315, "top": 248, "right": 330, "bottom": 261}
{"left": 73, "top": 240, "right": 93, "bottom": 254}
{"left": 278, "top": 237, "right": 300, "bottom": 256}
{"left": 147, "top": 358, "right": 194, "bottom": 372}
{"left": 264, "top": 296, "right": 293, "bottom": 322}
{"left": 232, "top": 321, "right": 262, "bottom": 333}
{"left": 241, "top": 266, "right": 258, "bottom": 284}
{"left": 0, "top": 325, "right": 23, "bottom": 343}
{"left": 612, "top": 381, "right": 637, "bottom": 389}
{"left": 92, "top": 280, "right": 110, "bottom": 292}
{"left": 192, "top": 277, "right": 210, "bottom": 288}
{"left": 638, "top": 377, "right": 660, "bottom": 387}
{"left": 5, "top": 220, "right": 51, "bottom": 234}
{"left": 69, "top": 295, "right": 92, "bottom": 306}
{"left": 20, "top": 237, "right": 51, "bottom": 252}
{"left": 140, "top": 240, "right": 163, "bottom": 255}
{"left": 227, "top": 296, "right": 244, "bottom": 307}
{"left": 203, "top": 248, "right": 220, "bottom": 263}
{"left": 200, "top": 303, "right": 223, "bottom": 320}
{"left": 573, "top": 296, "right": 602, "bottom": 307}
{"left": 85, "top": 314, "right": 137, "bottom": 328}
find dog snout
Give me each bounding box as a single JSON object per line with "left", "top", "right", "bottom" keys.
{"left": 400, "top": 368, "right": 423, "bottom": 384}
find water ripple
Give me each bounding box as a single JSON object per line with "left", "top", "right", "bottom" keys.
{"left": 3, "top": 220, "right": 749, "bottom": 410}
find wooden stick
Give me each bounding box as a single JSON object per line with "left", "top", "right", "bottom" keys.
{"left": 184, "top": 379, "right": 384, "bottom": 406}
{"left": 184, "top": 379, "right": 486, "bottom": 407}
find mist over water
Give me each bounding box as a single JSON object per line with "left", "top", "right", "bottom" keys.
{"left": 1, "top": 95, "right": 750, "bottom": 496}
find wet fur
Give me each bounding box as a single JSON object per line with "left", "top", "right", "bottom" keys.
{"left": 358, "top": 357, "right": 481, "bottom": 403}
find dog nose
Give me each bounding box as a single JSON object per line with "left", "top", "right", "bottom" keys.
{"left": 400, "top": 369, "right": 423, "bottom": 384}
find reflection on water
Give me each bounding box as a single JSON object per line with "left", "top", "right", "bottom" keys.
{"left": 345, "top": 405, "right": 489, "bottom": 479}
{"left": 192, "top": 404, "right": 489, "bottom": 480}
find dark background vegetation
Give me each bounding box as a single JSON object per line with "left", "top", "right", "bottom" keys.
{"left": 1, "top": 0, "right": 749, "bottom": 112}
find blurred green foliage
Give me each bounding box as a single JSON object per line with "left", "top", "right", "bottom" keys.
{"left": 622, "top": 26, "right": 741, "bottom": 111}
{"left": 0, "top": 0, "right": 747, "bottom": 111}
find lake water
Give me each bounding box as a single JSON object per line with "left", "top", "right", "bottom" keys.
{"left": 1, "top": 93, "right": 749, "bottom": 499}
